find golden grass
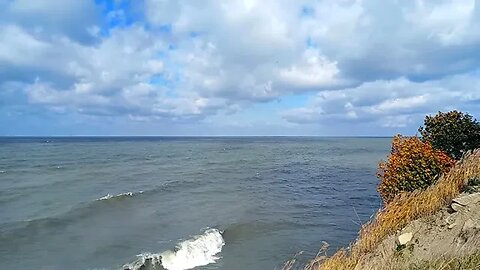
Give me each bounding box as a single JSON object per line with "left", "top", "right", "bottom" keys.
{"left": 378, "top": 251, "right": 480, "bottom": 270}
{"left": 406, "top": 252, "right": 480, "bottom": 270}
{"left": 310, "top": 149, "right": 480, "bottom": 270}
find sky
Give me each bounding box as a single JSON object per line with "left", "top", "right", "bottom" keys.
{"left": 1, "top": 0, "right": 480, "bottom": 136}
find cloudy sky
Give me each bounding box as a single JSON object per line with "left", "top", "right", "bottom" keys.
{"left": 1, "top": 0, "right": 480, "bottom": 136}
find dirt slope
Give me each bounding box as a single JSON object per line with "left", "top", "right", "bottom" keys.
{"left": 355, "top": 192, "right": 480, "bottom": 270}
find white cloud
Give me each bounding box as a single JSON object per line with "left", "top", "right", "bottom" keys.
{"left": 2, "top": 0, "right": 480, "bottom": 134}
{"left": 277, "top": 48, "right": 342, "bottom": 90}
{"left": 0, "top": 25, "right": 50, "bottom": 66}
{"left": 405, "top": 0, "right": 477, "bottom": 45}
{"left": 374, "top": 95, "right": 429, "bottom": 113}
{"left": 282, "top": 73, "right": 480, "bottom": 127}
{"left": 6, "top": 23, "right": 229, "bottom": 120}
{"left": 0, "top": 0, "right": 99, "bottom": 43}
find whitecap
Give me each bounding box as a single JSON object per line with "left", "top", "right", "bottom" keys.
{"left": 123, "top": 228, "right": 225, "bottom": 270}
{"left": 98, "top": 194, "right": 113, "bottom": 201}
{"left": 160, "top": 228, "right": 225, "bottom": 270}
{"left": 122, "top": 253, "right": 162, "bottom": 270}
{"left": 97, "top": 191, "right": 143, "bottom": 201}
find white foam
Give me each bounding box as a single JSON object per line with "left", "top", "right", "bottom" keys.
{"left": 122, "top": 253, "right": 162, "bottom": 270}
{"left": 160, "top": 228, "right": 225, "bottom": 270}
{"left": 0, "top": 170, "right": 5, "bottom": 173}
{"left": 97, "top": 191, "right": 143, "bottom": 201}
{"left": 123, "top": 228, "right": 225, "bottom": 270}
{"left": 98, "top": 194, "right": 113, "bottom": 200}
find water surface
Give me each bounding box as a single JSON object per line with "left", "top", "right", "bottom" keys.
{"left": 0, "top": 137, "right": 390, "bottom": 270}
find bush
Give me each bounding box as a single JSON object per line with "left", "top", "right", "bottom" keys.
{"left": 317, "top": 150, "right": 480, "bottom": 270}
{"left": 377, "top": 135, "right": 454, "bottom": 203}
{"left": 419, "top": 110, "right": 480, "bottom": 160}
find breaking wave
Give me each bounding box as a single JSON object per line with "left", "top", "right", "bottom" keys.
{"left": 1, "top": 190, "right": 146, "bottom": 236}
{"left": 97, "top": 191, "right": 144, "bottom": 201}
{"left": 123, "top": 228, "right": 225, "bottom": 270}
{"left": 122, "top": 253, "right": 163, "bottom": 270}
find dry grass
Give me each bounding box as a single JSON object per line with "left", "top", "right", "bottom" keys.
{"left": 380, "top": 251, "right": 480, "bottom": 270}
{"left": 281, "top": 242, "right": 329, "bottom": 270}
{"left": 307, "top": 149, "right": 480, "bottom": 270}
{"left": 407, "top": 252, "right": 480, "bottom": 270}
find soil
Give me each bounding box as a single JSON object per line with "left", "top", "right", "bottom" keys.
{"left": 355, "top": 192, "right": 480, "bottom": 270}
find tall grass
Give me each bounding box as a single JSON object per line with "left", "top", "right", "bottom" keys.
{"left": 405, "top": 252, "right": 480, "bottom": 270}
{"left": 306, "top": 150, "right": 480, "bottom": 270}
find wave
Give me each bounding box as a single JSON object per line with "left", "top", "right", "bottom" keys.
{"left": 1, "top": 179, "right": 207, "bottom": 239}
{"left": 221, "top": 221, "right": 299, "bottom": 243}
{"left": 97, "top": 191, "right": 144, "bottom": 201}
{"left": 122, "top": 253, "right": 163, "bottom": 270}
{"left": 0, "top": 170, "right": 5, "bottom": 173}
{"left": 0, "top": 190, "right": 145, "bottom": 236}
{"left": 2, "top": 177, "right": 206, "bottom": 235}
{"left": 123, "top": 228, "right": 225, "bottom": 270}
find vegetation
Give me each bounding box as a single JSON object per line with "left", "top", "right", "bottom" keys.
{"left": 464, "top": 177, "right": 480, "bottom": 194}
{"left": 419, "top": 111, "right": 480, "bottom": 160}
{"left": 284, "top": 251, "right": 480, "bottom": 270}
{"left": 405, "top": 252, "right": 480, "bottom": 270}
{"left": 377, "top": 135, "right": 454, "bottom": 204}
{"left": 284, "top": 111, "right": 480, "bottom": 270}
{"left": 315, "top": 150, "right": 480, "bottom": 270}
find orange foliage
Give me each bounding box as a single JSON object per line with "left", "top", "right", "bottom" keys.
{"left": 314, "top": 150, "right": 480, "bottom": 270}
{"left": 377, "top": 135, "right": 454, "bottom": 203}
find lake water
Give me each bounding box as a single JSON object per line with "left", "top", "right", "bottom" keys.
{"left": 0, "top": 137, "right": 391, "bottom": 270}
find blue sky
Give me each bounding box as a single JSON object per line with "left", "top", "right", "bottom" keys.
{"left": 1, "top": 0, "right": 480, "bottom": 136}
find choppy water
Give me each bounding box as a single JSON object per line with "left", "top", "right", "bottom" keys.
{"left": 0, "top": 137, "right": 390, "bottom": 270}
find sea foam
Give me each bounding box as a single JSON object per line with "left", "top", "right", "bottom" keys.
{"left": 123, "top": 228, "right": 225, "bottom": 270}
{"left": 98, "top": 191, "right": 143, "bottom": 201}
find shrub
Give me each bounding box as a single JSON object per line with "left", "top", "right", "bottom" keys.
{"left": 419, "top": 110, "right": 480, "bottom": 160}
{"left": 377, "top": 135, "right": 454, "bottom": 203}
{"left": 316, "top": 150, "right": 480, "bottom": 270}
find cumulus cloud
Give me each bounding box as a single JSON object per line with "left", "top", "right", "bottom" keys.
{"left": 145, "top": 0, "right": 480, "bottom": 100}
{"left": 0, "top": 0, "right": 100, "bottom": 43}
{"left": 145, "top": 0, "right": 350, "bottom": 99}
{"left": 294, "top": 0, "right": 480, "bottom": 81}
{"left": 0, "top": 12, "right": 234, "bottom": 120}
{"left": 2, "top": 0, "right": 480, "bottom": 134}
{"left": 282, "top": 73, "right": 480, "bottom": 128}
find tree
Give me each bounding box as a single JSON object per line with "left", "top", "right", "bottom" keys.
{"left": 419, "top": 111, "right": 480, "bottom": 160}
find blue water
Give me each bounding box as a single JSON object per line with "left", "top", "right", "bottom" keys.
{"left": 0, "top": 137, "right": 390, "bottom": 270}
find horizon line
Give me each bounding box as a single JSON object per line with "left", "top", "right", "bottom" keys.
{"left": 0, "top": 135, "right": 395, "bottom": 138}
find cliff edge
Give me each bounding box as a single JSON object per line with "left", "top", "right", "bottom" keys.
{"left": 356, "top": 191, "right": 480, "bottom": 270}
{"left": 295, "top": 150, "right": 480, "bottom": 270}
